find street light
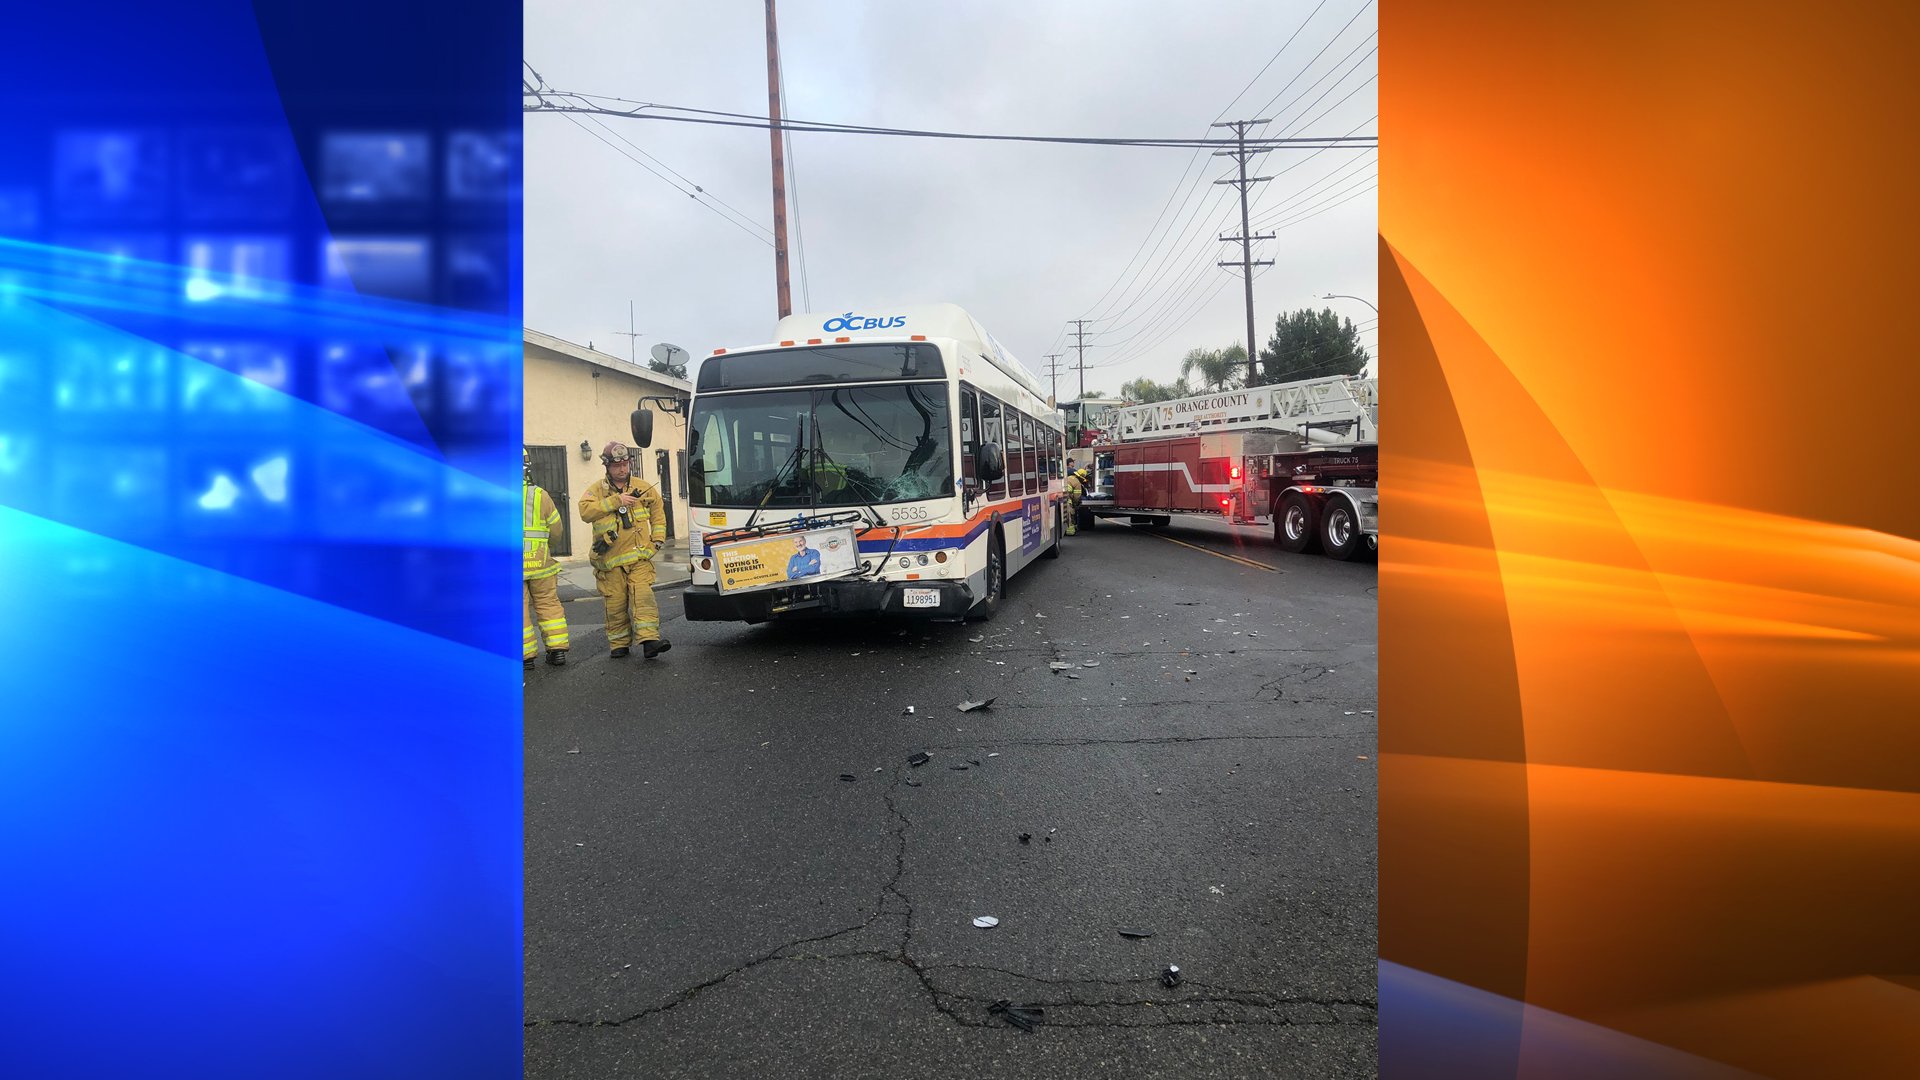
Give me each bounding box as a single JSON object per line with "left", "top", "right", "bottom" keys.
{"left": 1321, "top": 294, "right": 1379, "bottom": 379}
{"left": 1320, "top": 293, "right": 1378, "bottom": 315}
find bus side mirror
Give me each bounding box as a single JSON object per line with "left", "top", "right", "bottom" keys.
{"left": 630, "top": 406, "right": 654, "bottom": 448}
{"left": 977, "top": 442, "right": 1006, "bottom": 482}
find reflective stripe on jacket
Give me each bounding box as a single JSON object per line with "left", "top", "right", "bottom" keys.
{"left": 523, "top": 483, "right": 563, "bottom": 579}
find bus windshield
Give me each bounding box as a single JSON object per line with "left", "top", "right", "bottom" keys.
{"left": 689, "top": 384, "right": 954, "bottom": 509}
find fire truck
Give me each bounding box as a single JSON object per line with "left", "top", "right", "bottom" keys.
{"left": 1079, "top": 375, "right": 1378, "bottom": 560}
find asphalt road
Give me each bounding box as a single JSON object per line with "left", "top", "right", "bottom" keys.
{"left": 524, "top": 515, "right": 1378, "bottom": 1079}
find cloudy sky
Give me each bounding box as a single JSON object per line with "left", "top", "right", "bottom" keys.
{"left": 524, "top": 0, "right": 1377, "bottom": 399}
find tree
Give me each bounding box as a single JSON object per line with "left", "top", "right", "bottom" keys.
{"left": 1258, "top": 308, "right": 1369, "bottom": 385}
{"left": 1120, "top": 377, "right": 1191, "bottom": 403}
{"left": 1179, "top": 344, "right": 1246, "bottom": 393}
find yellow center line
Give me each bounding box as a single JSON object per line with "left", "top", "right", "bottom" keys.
{"left": 1145, "top": 531, "right": 1280, "bottom": 572}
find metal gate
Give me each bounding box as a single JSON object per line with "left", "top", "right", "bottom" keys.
{"left": 654, "top": 449, "right": 675, "bottom": 540}
{"left": 525, "top": 445, "right": 573, "bottom": 557}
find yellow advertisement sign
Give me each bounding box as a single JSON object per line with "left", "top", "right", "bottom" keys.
{"left": 712, "top": 526, "right": 859, "bottom": 594}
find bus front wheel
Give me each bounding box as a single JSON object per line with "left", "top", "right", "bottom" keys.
{"left": 967, "top": 535, "right": 1005, "bottom": 621}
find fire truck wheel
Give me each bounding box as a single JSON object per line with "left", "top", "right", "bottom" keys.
{"left": 1319, "top": 498, "right": 1362, "bottom": 561}
{"left": 966, "top": 534, "right": 1006, "bottom": 621}
{"left": 1276, "top": 493, "right": 1321, "bottom": 554}
{"left": 1075, "top": 505, "right": 1095, "bottom": 531}
{"left": 1043, "top": 505, "right": 1062, "bottom": 558}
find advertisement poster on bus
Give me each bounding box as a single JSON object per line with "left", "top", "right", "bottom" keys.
{"left": 712, "top": 526, "right": 859, "bottom": 593}
{"left": 1021, "top": 496, "right": 1043, "bottom": 555}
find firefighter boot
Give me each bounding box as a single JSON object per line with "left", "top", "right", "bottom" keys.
{"left": 610, "top": 646, "right": 630, "bottom": 659}
{"left": 642, "top": 639, "right": 671, "bottom": 659}
{"left": 546, "top": 649, "right": 568, "bottom": 667}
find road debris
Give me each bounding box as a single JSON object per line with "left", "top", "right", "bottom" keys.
{"left": 1048, "top": 661, "right": 1073, "bottom": 671}
{"left": 987, "top": 999, "right": 1043, "bottom": 1032}
{"left": 565, "top": 749, "right": 581, "bottom": 754}
{"left": 907, "top": 751, "right": 932, "bottom": 767}
{"left": 972, "top": 915, "right": 999, "bottom": 929}
{"left": 1081, "top": 660, "right": 1100, "bottom": 668}
{"left": 839, "top": 774, "right": 858, "bottom": 782}
{"left": 1018, "top": 833, "right": 1031, "bottom": 844}
{"left": 1162, "top": 965, "right": 1183, "bottom": 988}
{"left": 949, "top": 764, "right": 970, "bottom": 771}
{"left": 903, "top": 705, "right": 916, "bottom": 715}
{"left": 1117, "top": 928, "right": 1154, "bottom": 939}
{"left": 957, "top": 697, "right": 996, "bottom": 712}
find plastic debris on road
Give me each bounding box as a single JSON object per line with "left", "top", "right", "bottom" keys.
{"left": 908, "top": 751, "right": 932, "bottom": 767}
{"left": 1162, "top": 965, "right": 1183, "bottom": 988}
{"left": 949, "top": 764, "right": 969, "bottom": 771}
{"left": 1081, "top": 660, "right": 1100, "bottom": 668}
{"left": 838, "top": 774, "right": 857, "bottom": 782}
{"left": 972, "top": 915, "right": 999, "bottom": 928}
{"left": 903, "top": 705, "right": 916, "bottom": 715}
{"left": 1019, "top": 833, "right": 1031, "bottom": 844}
{"left": 1117, "top": 928, "right": 1154, "bottom": 939}
{"left": 956, "top": 697, "right": 996, "bottom": 712}
{"left": 1049, "top": 661, "right": 1073, "bottom": 671}
{"left": 987, "top": 999, "right": 1043, "bottom": 1032}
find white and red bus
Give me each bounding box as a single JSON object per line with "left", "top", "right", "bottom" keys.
{"left": 650, "top": 304, "right": 1066, "bottom": 623}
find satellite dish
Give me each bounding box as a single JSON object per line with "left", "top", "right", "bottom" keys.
{"left": 650, "top": 342, "right": 689, "bottom": 368}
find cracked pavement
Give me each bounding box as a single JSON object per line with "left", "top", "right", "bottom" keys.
{"left": 525, "top": 516, "right": 1377, "bottom": 1078}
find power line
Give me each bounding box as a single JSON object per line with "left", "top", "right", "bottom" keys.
{"left": 525, "top": 95, "right": 1376, "bottom": 150}
{"left": 777, "top": 50, "right": 812, "bottom": 311}
{"left": 562, "top": 96, "right": 774, "bottom": 240}
{"left": 553, "top": 109, "right": 775, "bottom": 248}
{"left": 1075, "top": 0, "right": 1336, "bottom": 324}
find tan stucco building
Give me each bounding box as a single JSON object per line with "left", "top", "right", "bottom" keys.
{"left": 523, "top": 329, "right": 692, "bottom": 559}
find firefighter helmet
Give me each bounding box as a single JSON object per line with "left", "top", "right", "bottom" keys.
{"left": 600, "top": 441, "right": 632, "bottom": 466}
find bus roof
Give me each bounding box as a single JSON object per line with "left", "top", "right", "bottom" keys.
{"left": 768, "top": 303, "right": 1049, "bottom": 406}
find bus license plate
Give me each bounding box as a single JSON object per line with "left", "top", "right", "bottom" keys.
{"left": 902, "top": 588, "right": 940, "bottom": 609}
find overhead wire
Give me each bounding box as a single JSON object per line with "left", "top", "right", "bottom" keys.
{"left": 529, "top": 94, "right": 1373, "bottom": 149}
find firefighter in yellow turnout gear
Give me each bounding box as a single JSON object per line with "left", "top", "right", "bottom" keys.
{"left": 1063, "top": 466, "right": 1090, "bottom": 536}
{"left": 523, "top": 450, "right": 570, "bottom": 668}
{"left": 580, "top": 441, "right": 671, "bottom": 660}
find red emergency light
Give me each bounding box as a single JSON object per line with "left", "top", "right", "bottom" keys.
{"left": 1230, "top": 465, "right": 1242, "bottom": 481}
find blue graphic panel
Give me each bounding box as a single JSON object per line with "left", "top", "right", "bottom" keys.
{"left": 0, "top": 3, "right": 521, "bottom": 1077}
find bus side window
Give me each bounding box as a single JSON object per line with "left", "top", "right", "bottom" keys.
{"left": 1007, "top": 407, "right": 1026, "bottom": 496}
{"left": 959, "top": 386, "right": 978, "bottom": 490}
{"left": 1021, "top": 413, "right": 1036, "bottom": 490}
{"left": 980, "top": 395, "right": 1006, "bottom": 501}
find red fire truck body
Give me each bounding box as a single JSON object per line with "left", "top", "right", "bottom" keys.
{"left": 1079, "top": 377, "right": 1379, "bottom": 560}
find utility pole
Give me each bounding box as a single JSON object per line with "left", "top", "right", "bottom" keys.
{"left": 765, "top": 0, "right": 792, "bottom": 319}
{"left": 1042, "top": 353, "right": 1064, "bottom": 402}
{"left": 1213, "top": 119, "right": 1274, "bottom": 385}
{"left": 1068, "top": 319, "right": 1093, "bottom": 400}
{"left": 614, "top": 300, "right": 643, "bottom": 365}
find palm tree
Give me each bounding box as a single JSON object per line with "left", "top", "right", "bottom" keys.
{"left": 1179, "top": 344, "right": 1247, "bottom": 393}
